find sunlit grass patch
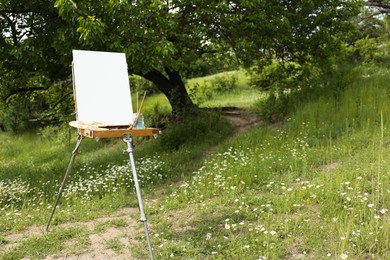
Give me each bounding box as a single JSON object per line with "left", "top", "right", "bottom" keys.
{"left": 186, "top": 70, "right": 263, "bottom": 108}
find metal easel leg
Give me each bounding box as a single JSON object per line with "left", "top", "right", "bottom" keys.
{"left": 123, "top": 134, "right": 154, "bottom": 260}
{"left": 46, "top": 135, "right": 84, "bottom": 231}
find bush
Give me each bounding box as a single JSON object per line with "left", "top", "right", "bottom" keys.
{"left": 187, "top": 73, "right": 239, "bottom": 106}
{"left": 253, "top": 58, "right": 357, "bottom": 123}
{"left": 259, "top": 93, "right": 289, "bottom": 123}
{"left": 212, "top": 74, "right": 238, "bottom": 93}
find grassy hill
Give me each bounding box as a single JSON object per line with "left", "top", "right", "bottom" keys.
{"left": 0, "top": 66, "right": 389, "bottom": 259}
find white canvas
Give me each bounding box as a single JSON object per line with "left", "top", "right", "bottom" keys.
{"left": 72, "top": 50, "right": 133, "bottom": 126}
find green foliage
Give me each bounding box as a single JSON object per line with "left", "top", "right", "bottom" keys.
{"left": 0, "top": 0, "right": 362, "bottom": 131}
{"left": 250, "top": 60, "right": 314, "bottom": 92}
{"left": 229, "top": 0, "right": 360, "bottom": 66}
{"left": 212, "top": 74, "right": 238, "bottom": 93}
{"left": 188, "top": 71, "right": 243, "bottom": 105}
{"left": 349, "top": 10, "right": 390, "bottom": 64}
{"left": 255, "top": 58, "right": 361, "bottom": 123}
{"left": 352, "top": 37, "right": 383, "bottom": 62}
{"left": 259, "top": 92, "right": 289, "bottom": 123}
{"left": 130, "top": 75, "right": 159, "bottom": 95}
{"left": 349, "top": 34, "right": 390, "bottom": 64}
{"left": 105, "top": 237, "right": 125, "bottom": 253}
{"left": 289, "top": 65, "right": 390, "bottom": 140}
{"left": 187, "top": 70, "right": 265, "bottom": 108}
{"left": 0, "top": 76, "right": 75, "bottom": 132}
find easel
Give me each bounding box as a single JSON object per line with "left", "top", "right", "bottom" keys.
{"left": 46, "top": 50, "right": 159, "bottom": 260}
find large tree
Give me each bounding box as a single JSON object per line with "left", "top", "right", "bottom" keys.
{"left": 53, "top": 0, "right": 235, "bottom": 113}
{"left": 0, "top": 0, "right": 362, "bottom": 129}
{"left": 55, "top": 0, "right": 361, "bottom": 104}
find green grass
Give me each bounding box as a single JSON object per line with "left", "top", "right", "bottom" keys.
{"left": 105, "top": 237, "right": 125, "bottom": 253}
{"left": 1, "top": 66, "right": 389, "bottom": 258}
{"left": 144, "top": 65, "right": 390, "bottom": 259}
{"left": 94, "top": 219, "right": 128, "bottom": 233}
{"left": 186, "top": 70, "right": 264, "bottom": 108}
{"left": 1, "top": 227, "right": 88, "bottom": 259}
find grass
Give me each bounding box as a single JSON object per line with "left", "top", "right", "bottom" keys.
{"left": 145, "top": 65, "right": 390, "bottom": 259}
{"left": 105, "top": 237, "right": 125, "bottom": 253}
{"left": 1, "top": 227, "right": 88, "bottom": 259}
{"left": 187, "top": 70, "right": 264, "bottom": 108}
{"left": 1, "top": 66, "right": 389, "bottom": 259}
{"left": 94, "top": 219, "right": 128, "bottom": 233}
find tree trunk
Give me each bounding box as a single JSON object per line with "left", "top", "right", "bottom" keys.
{"left": 141, "top": 67, "right": 196, "bottom": 114}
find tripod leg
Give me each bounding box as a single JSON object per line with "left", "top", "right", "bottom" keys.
{"left": 123, "top": 134, "right": 154, "bottom": 260}
{"left": 46, "top": 135, "right": 84, "bottom": 231}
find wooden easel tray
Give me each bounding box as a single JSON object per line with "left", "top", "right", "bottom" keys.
{"left": 69, "top": 121, "right": 160, "bottom": 138}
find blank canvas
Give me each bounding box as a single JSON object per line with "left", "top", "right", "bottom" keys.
{"left": 72, "top": 50, "right": 134, "bottom": 126}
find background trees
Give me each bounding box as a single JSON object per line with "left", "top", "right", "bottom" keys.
{"left": 0, "top": 0, "right": 77, "bottom": 130}
{"left": 0, "top": 0, "right": 366, "bottom": 131}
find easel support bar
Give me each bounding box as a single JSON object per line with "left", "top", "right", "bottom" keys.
{"left": 46, "top": 135, "right": 84, "bottom": 231}
{"left": 123, "top": 134, "right": 154, "bottom": 260}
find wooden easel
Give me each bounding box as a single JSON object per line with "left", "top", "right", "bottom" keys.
{"left": 46, "top": 50, "right": 158, "bottom": 260}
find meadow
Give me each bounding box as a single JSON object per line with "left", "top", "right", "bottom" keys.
{"left": 0, "top": 66, "right": 389, "bottom": 259}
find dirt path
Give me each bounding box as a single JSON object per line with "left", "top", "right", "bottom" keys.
{"left": 202, "top": 108, "right": 262, "bottom": 157}
{"left": 1, "top": 208, "right": 142, "bottom": 259}
{"left": 1, "top": 108, "right": 262, "bottom": 259}
{"left": 221, "top": 108, "right": 262, "bottom": 135}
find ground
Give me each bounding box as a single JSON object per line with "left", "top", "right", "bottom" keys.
{"left": 0, "top": 108, "right": 262, "bottom": 259}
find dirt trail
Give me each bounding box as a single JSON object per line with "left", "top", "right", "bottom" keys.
{"left": 221, "top": 108, "right": 262, "bottom": 135}
{"left": 1, "top": 108, "right": 262, "bottom": 259}
{"left": 202, "top": 108, "right": 262, "bottom": 157}
{"left": 1, "top": 208, "right": 141, "bottom": 259}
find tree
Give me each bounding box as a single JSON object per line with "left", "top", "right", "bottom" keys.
{"left": 0, "top": 0, "right": 362, "bottom": 130}
{"left": 351, "top": 1, "right": 390, "bottom": 63}
{"left": 55, "top": 0, "right": 362, "bottom": 108}
{"left": 0, "top": 0, "right": 79, "bottom": 130}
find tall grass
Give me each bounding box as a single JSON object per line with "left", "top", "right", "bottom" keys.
{"left": 145, "top": 65, "right": 390, "bottom": 259}
{"left": 1, "top": 65, "right": 389, "bottom": 259}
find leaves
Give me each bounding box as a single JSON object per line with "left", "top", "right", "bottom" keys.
{"left": 0, "top": 0, "right": 364, "bottom": 130}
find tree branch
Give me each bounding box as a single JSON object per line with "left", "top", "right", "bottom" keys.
{"left": 5, "top": 86, "right": 48, "bottom": 103}
{"left": 364, "top": 1, "right": 390, "bottom": 10}
{"left": 51, "top": 91, "right": 73, "bottom": 110}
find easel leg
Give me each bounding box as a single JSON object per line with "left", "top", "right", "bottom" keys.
{"left": 46, "top": 135, "right": 84, "bottom": 231}
{"left": 123, "top": 134, "right": 154, "bottom": 260}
